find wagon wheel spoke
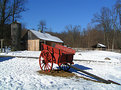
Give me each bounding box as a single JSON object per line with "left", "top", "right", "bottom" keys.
{"left": 44, "top": 63, "right": 49, "bottom": 71}
{"left": 41, "top": 64, "right": 45, "bottom": 69}
{"left": 46, "top": 65, "right": 48, "bottom": 70}
{"left": 45, "top": 63, "right": 49, "bottom": 70}
{"left": 44, "top": 64, "right": 47, "bottom": 71}
{"left": 47, "top": 64, "right": 51, "bottom": 71}
{"left": 45, "top": 62, "right": 51, "bottom": 71}
{"left": 47, "top": 63, "right": 51, "bottom": 68}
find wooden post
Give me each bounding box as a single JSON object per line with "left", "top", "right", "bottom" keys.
{"left": 1, "top": 39, "right": 4, "bottom": 52}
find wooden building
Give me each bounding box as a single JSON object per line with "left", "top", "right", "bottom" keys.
{"left": 21, "top": 30, "right": 63, "bottom": 51}
{"left": 0, "top": 22, "right": 21, "bottom": 51}
{"left": 91, "top": 43, "right": 106, "bottom": 50}
{"left": 0, "top": 22, "right": 63, "bottom": 51}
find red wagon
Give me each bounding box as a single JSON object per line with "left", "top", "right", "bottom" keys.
{"left": 39, "top": 44, "right": 75, "bottom": 72}
{"left": 39, "top": 44, "right": 121, "bottom": 85}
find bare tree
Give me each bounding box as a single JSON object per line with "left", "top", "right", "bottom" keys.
{"left": 115, "top": 0, "right": 121, "bottom": 26}
{"left": 92, "top": 7, "right": 112, "bottom": 49}
{"left": 12, "top": 0, "right": 27, "bottom": 22}
{"left": 0, "top": 0, "right": 27, "bottom": 39}
{"left": 62, "top": 25, "right": 81, "bottom": 47}
{"left": 38, "top": 20, "right": 46, "bottom": 33}
{"left": 111, "top": 6, "right": 119, "bottom": 50}
{"left": 0, "top": 0, "right": 12, "bottom": 25}
{"left": 0, "top": 0, "right": 11, "bottom": 39}
{"left": 0, "top": 0, "right": 27, "bottom": 24}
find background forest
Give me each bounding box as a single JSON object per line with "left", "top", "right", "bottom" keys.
{"left": 46, "top": 0, "right": 121, "bottom": 49}
{"left": 0, "top": 0, "right": 121, "bottom": 49}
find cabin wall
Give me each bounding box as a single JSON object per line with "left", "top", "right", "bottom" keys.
{"left": 21, "top": 30, "right": 28, "bottom": 50}
{"left": 28, "top": 31, "right": 38, "bottom": 40}
{"left": 28, "top": 39, "right": 40, "bottom": 51}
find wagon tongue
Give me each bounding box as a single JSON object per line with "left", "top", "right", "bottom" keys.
{"left": 67, "top": 64, "right": 121, "bottom": 85}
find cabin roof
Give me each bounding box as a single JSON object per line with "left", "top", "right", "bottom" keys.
{"left": 29, "top": 30, "right": 63, "bottom": 43}
{"left": 92, "top": 43, "right": 106, "bottom": 48}
{"left": 97, "top": 43, "right": 106, "bottom": 48}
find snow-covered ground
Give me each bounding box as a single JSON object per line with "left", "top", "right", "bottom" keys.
{"left": 74, "top": 50, "right": 121, "bottom": 62}
{"left": 0, "top": 50, "right": 121, "bottom": 90}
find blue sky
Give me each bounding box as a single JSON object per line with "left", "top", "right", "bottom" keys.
{"left": 20, "top": 0, "right": 116, "bottom": 32}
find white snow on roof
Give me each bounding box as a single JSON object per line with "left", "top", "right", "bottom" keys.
{"left": 29, "top": 30, "right": 63, "bottom": 43}
{"left": 97, "top": 43, "right": 106, "bottom": 48}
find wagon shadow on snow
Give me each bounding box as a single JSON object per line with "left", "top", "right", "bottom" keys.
{"left": 69, "top": 64, "right": 99, "bottom": 81}
{"left": 0, "top": 57, "right": 14, "bottom": 62}
{"left": 70, "top": 64, "right": 92, "bottom": 70}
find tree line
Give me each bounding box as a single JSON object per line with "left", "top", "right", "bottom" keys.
{"left": 47, "top": 0, "right": 121, "bottom": 49}
{"left": 0, "top": 0, "right": 121, "bottom": 50}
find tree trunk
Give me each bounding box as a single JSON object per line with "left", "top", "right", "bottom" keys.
{"left": 12, "top": 0, "right": 15, "bottom": 22}
{"left": 1, "top": 39, "right": 4, "bottom": 52}
{"left": 1, "top": 0, "right": 7, "bottom": 25}
{"left": 119, "top": 11, "right": 121, "bottom": 27}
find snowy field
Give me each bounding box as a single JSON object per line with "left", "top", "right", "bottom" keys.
{"left": 0, "top": 50, "right": 121, "bottom": 90}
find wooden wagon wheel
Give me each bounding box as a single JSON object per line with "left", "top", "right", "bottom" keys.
{"left": 59, "top": 63, "right": 71, "bottom": 71}
{"left": 39, "top": 50, "right": 53, "bottom": 72}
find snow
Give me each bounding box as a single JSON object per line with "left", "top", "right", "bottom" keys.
{"left": 74, "top": 50, "right": 121, "bottom": 62}
{"left": 29, "top": 30, "right": 63, "bottom": 43}
{"left": 0, "top": 50, "right": 121, "bottom": 90}
{"left": 0, "top": 51, "right": 41, "bottom": 57}
{"left": 97, "top": 43, "right": 106, "bottom": 48}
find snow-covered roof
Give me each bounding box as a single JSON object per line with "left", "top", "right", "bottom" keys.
{"left": 97, "top": 43, "right": 106, "bottom": 48}
{"left": 29, "top": 30, "right": 63, "bottom": 43}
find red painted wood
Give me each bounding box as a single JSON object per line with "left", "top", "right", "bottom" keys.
{"left": 39, "top": 44, "right": 75, "bottom": 72}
